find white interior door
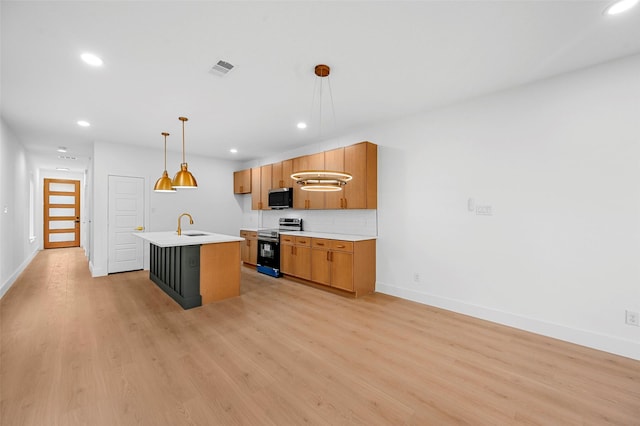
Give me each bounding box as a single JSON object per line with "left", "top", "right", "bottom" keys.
{"left": 108, "top": 175, "right": 145, "bottom": 273}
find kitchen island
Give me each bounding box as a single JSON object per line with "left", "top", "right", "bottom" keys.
{"left": 134, "top": 231, "right": 244, "bottom": 309}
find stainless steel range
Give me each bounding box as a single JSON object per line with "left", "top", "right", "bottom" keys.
{"left": 256, "top": 218, "right": 302, "bottom": 277}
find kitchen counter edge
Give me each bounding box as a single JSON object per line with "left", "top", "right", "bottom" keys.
{"left": 134, "top": 231, "right": 244, "bottom": 248}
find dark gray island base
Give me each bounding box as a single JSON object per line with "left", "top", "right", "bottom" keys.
{"left": 149, "top": 244, "right": 202, "bottom": 309}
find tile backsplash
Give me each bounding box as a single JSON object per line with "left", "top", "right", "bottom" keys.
{"left": 245, "top": 208, "right": 377, "bottom": 236}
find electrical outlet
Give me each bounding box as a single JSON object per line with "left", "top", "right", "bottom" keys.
{"left": 475, "top": 205, "right": 492, "bottom": 216}
{"left": 413, "top": 273, "right": 420, "bottom": 283}
{"left": 625, "top": 310, "right": 639, "bottom": 326}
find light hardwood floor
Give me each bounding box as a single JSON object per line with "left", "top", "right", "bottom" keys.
{"left": 1, "top": 248, "right": 638, "bottom": 425}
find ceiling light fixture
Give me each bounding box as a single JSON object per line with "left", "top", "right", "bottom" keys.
{"left": 291, "top": 64, "right": 352, "bottom": 191}
{"left": 171, "top": 116, "right": 198, "bottom": 189}
{"left": 297, "top": 122, "right": 307, "bottom": 129}
{"left": 604, "top": 0, "right": 638, "bottom": 15}
{"left": 230, "top": 148, "right": 238, "bottom": 154}
{"left": 153, "top": 132, "right": 176, "bottom": 193}
{"left": 80, "top": 52, "right": 103, "bottom": 67}
{"left": 290, "top": 170, "right": 353, "bottom": 192}
{"left": 56, "top": 167, "right": 70, "bottom": 172}
{"left": 57, "top": 147, "right": 67, "bottom": 153}
{"left": 77, "top": 120, "right": 90, "bottom": 127}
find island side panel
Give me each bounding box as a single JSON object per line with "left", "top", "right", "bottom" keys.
{"left": 200, "top": 241, "right": 241, "bottom": 304}
{"left": 149, "top": 243, "right": 202, "bottom": 309}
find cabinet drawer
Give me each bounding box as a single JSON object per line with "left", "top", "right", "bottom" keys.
{"left": 330, "top": 240, "right": 353, "bottom": 252}
{"left": 295, "top": 236, "right": 311, "bottom": 247}
{"left": 311, "top": 238, "right": 331, "bottom": 249}
{"left": 281, "top": 235, "right": 295, "bottom": 245}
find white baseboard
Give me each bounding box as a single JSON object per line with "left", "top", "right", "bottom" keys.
{"left": 0, "top": 248, "right": 39, "bottom": 299}
{"left": 376, "top": 281, "right": 640, "bottom": 361}
{"left": 88, "top": 261, "right": 107, "bottom": 277}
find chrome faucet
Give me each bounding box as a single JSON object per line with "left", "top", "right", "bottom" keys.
{"left": 177, "top": 213, "right": 194, "bottom": 236}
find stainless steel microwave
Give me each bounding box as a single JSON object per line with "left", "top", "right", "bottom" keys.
{"left": 268, "top": 188, "right": 293, "bottom": 209}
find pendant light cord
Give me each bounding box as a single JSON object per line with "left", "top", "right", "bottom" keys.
{"left": 182, "top": 119, "right": 186, "bottom": 164}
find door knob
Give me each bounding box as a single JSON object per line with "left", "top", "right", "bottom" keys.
{"left": 135, "top": 226, "right": 144, "bottom": 231}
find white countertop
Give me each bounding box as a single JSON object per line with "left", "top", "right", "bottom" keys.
{"left": 279, "top": 231, "right": 377, "bottom": 242}
{"left": 133, "top": 230, "right": 244, "bottom": 248}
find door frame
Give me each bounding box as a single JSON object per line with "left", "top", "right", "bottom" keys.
{"left": 43, "top": 178, "right": 81, "bottom": 249}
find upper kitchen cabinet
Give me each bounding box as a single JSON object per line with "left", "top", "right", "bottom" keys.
{"left": 325, "top": 142, "right": 377, "bottom": 209}
{"left": 233, "top": 169, "right": 251, "bottom": 194}
{"left": 251, "top": 164, "right": 272, "bottom": 210}
{"left": 271, "top": 159, "right": 294, "bottom": 190}
{"left": 292, "top": 152, "right": 325, "bottom": 210}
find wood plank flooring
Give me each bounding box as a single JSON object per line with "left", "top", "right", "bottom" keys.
{"left": 1, "top": 247, "right": 639, "bottom": 425}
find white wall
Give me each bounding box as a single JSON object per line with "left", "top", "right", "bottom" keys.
{"left": 241, "top": 54, "right": 640, "bottom": 359}
{"left": 91, "top": 141, "right": 244, "bottom": 275}
{"left": 0, "top": 117, "right": 39, "bottom": 298}
{"left": 365, "top": 55, "right": 640, "bottom": 359}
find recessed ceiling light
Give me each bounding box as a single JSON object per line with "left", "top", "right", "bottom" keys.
{"left": 57, "top": 146, "right": 67, "bottom": 153}
{"left": 77, "top": 120, "right": 90, "bottom": 127}
{"left": 604, "top": 0, "right": 638, "bottom": 15}
{"left": 56, "top": 167, "right": 70, "bottom": 172}
{"left": 81, "top": 52, "right": 103, "bottom": 67}
{"left": 297, "top": 122, "right": 307, "bottom": 129}
{"left": 230, "top": 148, "right": 238, "bottom": 154}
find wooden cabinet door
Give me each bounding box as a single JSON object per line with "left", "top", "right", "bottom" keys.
{"left": 233, "top": 169, "right": 251, "bottom": 194}
{"left": 260, "top": 164, "right": 272, "bottom": 210}
{"left": 251, "top": 167, "right": 261, "bottom": 210}
{"left": 311, "top": 248, "right": 331, "bottom": 285}
{"left": 331, "top": 251, "right": 354, "bottom": 291}
{"left": 292, "top": 153, "right": 325, "bottom": 209}
{"left": 280, "top": 243, "right": 295, "bottom": 275}
{"left": 271, "top": 161, "right": 283, "bottom": 189}
{"left": 324, "top": 147, "right": 345, "bottom": 209}
{"left": 248, "top": 238, "right": 258, "bottom": 265}
{"left": 295, "top": 245, "right": 312, "bottom": 280}
{"left": 343, "top": 143, "right": 367, "bottom": 209}
{"left": 281, "top": 159, "right": 294, "bottom": 189}
{"left": 240, "top": 238, "right": 249, "bottom": 262}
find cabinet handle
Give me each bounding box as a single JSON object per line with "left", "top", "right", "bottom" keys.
{"left": 247, "top": 240, "right": 250, "bottom": 247}
{"left": 280, "top": 179, "right": 284, "bottom": 188}
{"left": 340, "top": 198, "right": 343, "bottom": 208}
{"left": 316, "top": 243, "right": 324, "bottom": 246}
{"left": 336, "top": 245, "right": 345, "bottom": 249}
{"left": 299, "top": 240, "right": 306, "bottom": 244}
{"left": 344, "top": 198, "right": 347, "bottom": 209}
{"left": 326, "top": 251, "right": 330, "bottom": 261}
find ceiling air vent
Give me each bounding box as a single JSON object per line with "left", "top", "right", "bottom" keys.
{"left": 58, "top": 155, "right": 77, "bottom": 160}
{"left": 210, "top": 60, "right": 235, "bottom": 77}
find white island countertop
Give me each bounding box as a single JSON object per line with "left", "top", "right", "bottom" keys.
{"left": 133, "top": 230, "right": 244, "bottom": 248}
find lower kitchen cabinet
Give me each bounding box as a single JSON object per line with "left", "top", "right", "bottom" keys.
{"left": 280, "top": 235, "right": 311, "bottom": 280}
{"left": 288, "top": 236, "right": 375, "bottom": 297}
{"left": 240, "top": 230, "right": 258, "bottom": 265}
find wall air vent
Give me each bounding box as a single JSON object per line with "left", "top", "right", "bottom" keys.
{"left": 210, "top": 60, "right": 235, "bottom": 77}
{"left": 58, "top": 155, "right": 77, "bottom": 160}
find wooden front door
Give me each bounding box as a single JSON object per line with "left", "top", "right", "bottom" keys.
{"left": 44, "top": 178, "right": 80, "bottom": 249}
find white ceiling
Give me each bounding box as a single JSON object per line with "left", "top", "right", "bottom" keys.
{"left": 2, "top": 1, "right": 640, "bottom": 171}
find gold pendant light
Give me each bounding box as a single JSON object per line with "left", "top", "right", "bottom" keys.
{"left": 153, "top": 132, "right": 176, "bottom": 192}
{"left": 291, "top": 64, "right": 353, "bottom": 191}
{"left": 172, "top": 116, "right": 198, "bottom": 189}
